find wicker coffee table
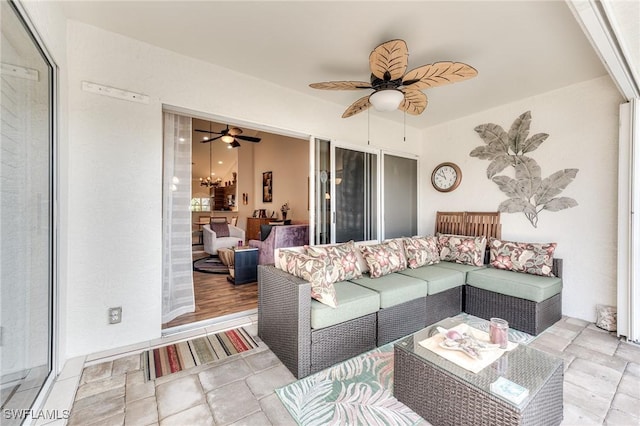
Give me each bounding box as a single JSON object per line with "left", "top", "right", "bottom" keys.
{"left": 394, "top": 317, "right": 563, "bottom": 426}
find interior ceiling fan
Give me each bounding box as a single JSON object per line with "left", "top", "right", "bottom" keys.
{"left": 195, "top": 124, "right": 261, "bottom": 148}
{"left": 309, "top": 39, "right": 478, "bottom": 118}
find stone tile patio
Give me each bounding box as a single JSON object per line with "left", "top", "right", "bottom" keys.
{"left": 66, "top": 317, "right": 640, "bottom": 425}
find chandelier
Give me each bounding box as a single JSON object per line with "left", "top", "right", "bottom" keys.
{"left": 199, "top": 176, "right": 216, "bottom": 188}
{"left": 199, "top": 136, "right": 217, "bottom": 187}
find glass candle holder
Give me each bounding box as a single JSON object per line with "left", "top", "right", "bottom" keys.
{"left": 490, "top": 318, "right": 509, "bottom": 349}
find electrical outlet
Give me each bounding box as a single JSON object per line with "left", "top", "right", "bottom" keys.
{"left": 109, "top": 307, "right": 122, "bottom": 324}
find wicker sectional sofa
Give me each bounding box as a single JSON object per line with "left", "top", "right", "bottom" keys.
{"left": 258, "top": 242, "right": 563, "bottom": 379}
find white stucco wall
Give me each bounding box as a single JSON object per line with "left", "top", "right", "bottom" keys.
{"left": 420, "top": 76, "right": 623, "bottom": 321}
{"left": 21, "top": 7, "right": 624, "bottom": 359}
{"left": 64, "top": 21, "right": 422, "bottom": 357}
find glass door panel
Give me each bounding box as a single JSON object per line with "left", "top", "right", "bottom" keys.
{"left": 312, "top": 139, "right": 331, "bottom": 244}
{"left": 333, "top": 147, "right": 377, "bottom": 243}
{"left": 1, "top": 0, "right": 54, "bottom": 418}
{"left": 383, "top": 154, "right": 417, "bottom": 238}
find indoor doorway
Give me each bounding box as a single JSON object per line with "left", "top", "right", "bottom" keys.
{"left": 161, "top": 109, "right": 309, "bottom": 330}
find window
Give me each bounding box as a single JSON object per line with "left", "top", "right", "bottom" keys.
{"left": 190, "top": 197, "right": 211, "bottom": 212}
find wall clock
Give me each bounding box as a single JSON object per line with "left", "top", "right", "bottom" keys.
{"left": 431, "top": 162, "right": 462, "bottom": 192}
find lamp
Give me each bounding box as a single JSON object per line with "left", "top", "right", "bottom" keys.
{"left": 221, "top": 135, "right": 234, "bottom": 143}
{"left": 369, "top": 89, "right": 404, "bottom": 112}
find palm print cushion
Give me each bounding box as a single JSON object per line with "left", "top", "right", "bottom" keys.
{"left": 360, "top": 240, "right": 407, "bottom": 278}
{"left": 437, "top": 233, "right": 487, "bottom": 266}
{"left": 403, "top": 236, "right": 440, "bottom": 269}
{"left": 306, "top": 241, "right": 363, "bottom": 281}
{"left": 277, "top": 250, "right": 340, "bottom": 307}
{"left": 489, "top": 238, "right": 557, "bottom": 277}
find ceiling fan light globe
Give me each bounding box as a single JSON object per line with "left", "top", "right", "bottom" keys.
{"left": 221, "top": 135, "right": 234, "bottom": 143}
{"left": 369, "top": 89, "right": 404, "bottom": 112}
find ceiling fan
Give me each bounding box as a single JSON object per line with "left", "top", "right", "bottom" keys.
{"left": 309, "top": 39, "right": 478, "bottom": 118}
{"left": 195, "top": 124, "right": 261, "bottom": 148}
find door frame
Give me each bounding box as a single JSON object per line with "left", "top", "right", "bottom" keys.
{"left": 5, "top": 0, "right": 60, "bottom": 412}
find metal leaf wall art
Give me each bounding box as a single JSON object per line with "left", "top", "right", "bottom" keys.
{"left": 469, "top": 111, "right": 578, "bottom": 228}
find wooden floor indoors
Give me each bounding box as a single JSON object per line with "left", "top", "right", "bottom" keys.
{"left": 162, "top": 246, "right": 258, "bottom": 329}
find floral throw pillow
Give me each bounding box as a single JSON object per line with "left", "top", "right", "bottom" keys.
{"left": 278, "top": 250, "right": 339, "bottom": 307}
{"left": 403, "top": 236, "right": 440, "bottom": 269}
{"left": 360, "top": 239, "right": 407, "bottom": 278}
{"left": 275, "top": 249, "right": 295, "bottom": 271}
{"left": 437, "top": 233, "right": 487, "bottom": 266}
{"left": 489, "top": 238, "right": 557, "bottom": 277}
{"left": 306, "top": 241, "right": 363, "bottom": 280}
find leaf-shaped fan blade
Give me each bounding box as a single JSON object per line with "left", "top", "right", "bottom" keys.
{"left": 342, "top": 95, "right": 372, "bottom": 118}
{"left": 236, "top": 135, "right": 261, "bottom": 142}
{"left": 230, "top": 140, "right": 241, "bottom": 148}
{"left": 195, "top": 129, "right": 222, "bottom": 135}
{"left": 201, "top": 135, "right": 222, "bottom": 143}
{"left": 309, "top": 81, "right": 372, "bottom": 90}
{"left": 398, "top": 89, "right": 427, "bottom": 115}
{"left": 402, "top": 62, "right": 478, "bottom": 90}
{"left": 369, "top": 39, "right": 408, "bottom": 81}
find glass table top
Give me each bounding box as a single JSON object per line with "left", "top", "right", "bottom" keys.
{"left": 394, "top": 317, "right": 564, "bottom": 409}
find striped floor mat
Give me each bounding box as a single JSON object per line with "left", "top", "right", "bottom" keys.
{"left": 141, "top": 327, "right": 258, "bottom": 380}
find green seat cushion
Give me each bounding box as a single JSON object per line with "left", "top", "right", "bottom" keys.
{"left": 350, "top": 273, "right": 428, "bottom": 308}
{"left": 311, "top": 281, "right": 380, "bottom": 330}
{"left": 433, "top": 261, "right": 486, "bottom": 274}
{"left": 398, "top": 265, "right": 466, "bottom": 295}
{"left": 466, "top": 268, "right": 562, "bottom": 303}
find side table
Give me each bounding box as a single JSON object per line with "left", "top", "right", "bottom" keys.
{"left": 220, "top": 246, "right": 258, "bottom": 285}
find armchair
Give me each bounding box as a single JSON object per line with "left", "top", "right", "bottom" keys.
{"left": 248, "top": 224, "right": 309, "bottom": 265}
{"left": 203, "top": 224, "right": 245, "bottom": 255}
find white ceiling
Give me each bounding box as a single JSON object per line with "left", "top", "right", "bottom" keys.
{"left": 61, "top": 0, "right": 608, "bottom": 129}
{"left": 191, "top": 118, "right": 241, "bottom": 184}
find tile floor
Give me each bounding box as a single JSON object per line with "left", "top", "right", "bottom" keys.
{"left": 64, "top": 316, "right": 639, "bottom": 426}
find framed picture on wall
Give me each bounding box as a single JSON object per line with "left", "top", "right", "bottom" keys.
{"left": 263, "top": 171, "right": 273, "bottom": 202}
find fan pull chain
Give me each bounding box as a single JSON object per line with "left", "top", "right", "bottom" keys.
{"left": 367, "top": 108, "right": 371, "bottom": 145}
{"left": 403, "top": 111, "right": 406, "bottom": 143}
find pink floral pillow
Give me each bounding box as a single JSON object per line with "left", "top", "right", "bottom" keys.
{"left": 277, "top": 250, "right": 339, "bottom": 307}
{"left": 437, "top": 233, "right": 486, "bottom": 266}
{"left": 360, "top": 239, "right": 407, "bottom": 278}
{"left": 306, "top": 241, "right": 363, "bottom": 280}
{"left": 489, "top": 238, "right": 556, "bottom": 277}
{"left": 403, "top": 236, "right": 440, "bottom": 269}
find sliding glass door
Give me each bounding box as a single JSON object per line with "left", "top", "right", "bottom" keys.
{"left": 333, "top": 147, "right": 378, "bottom": 242}
{"left": 313, "top": 140, "right": 420, "bottom": 245}
{"left": 383, "top": 154, "right": 417, "bottom": 238}
{"left": 312, "top": 138, "right": 331, "bottom": 244}
{"left": 311, "top": 141, "right": 418, "bottom": 245}
{"left": 1, "top": 0, "right": 56, "bottom": 418}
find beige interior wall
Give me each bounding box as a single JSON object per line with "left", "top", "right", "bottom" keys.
{"left": 252, "top": 133, "right": 309, "bottom": 222}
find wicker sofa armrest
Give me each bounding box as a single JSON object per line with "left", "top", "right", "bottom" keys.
{"left": 552, "top": 258, "right": 563, "bottom": 278}
{"left": 258, "top": 265, "right": 313, "bottom": 378}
